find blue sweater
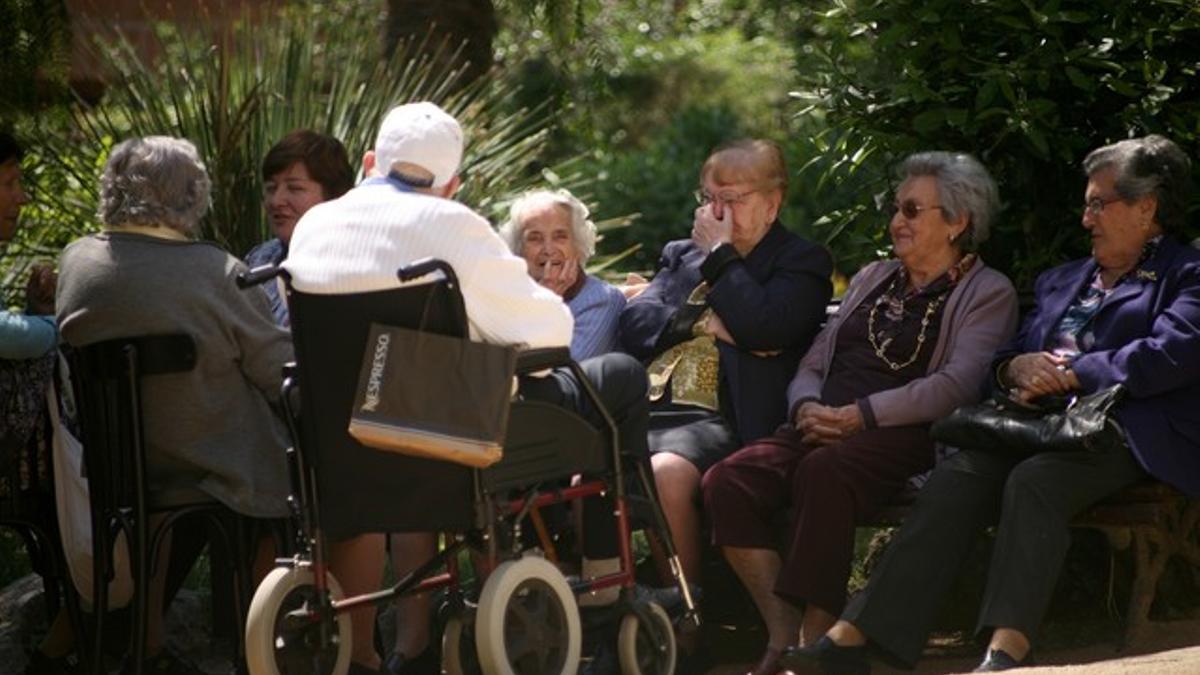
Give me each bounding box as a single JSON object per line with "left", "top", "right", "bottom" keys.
{"left": 566, "top": 274, "right": 625, "bottom": 361}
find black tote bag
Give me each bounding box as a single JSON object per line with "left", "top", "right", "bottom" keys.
{"left": 348, "top": 322, "right": 517, "bottom": 468}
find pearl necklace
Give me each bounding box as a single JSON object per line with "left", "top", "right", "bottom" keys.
{"left": 866, "top": 277, "right": 948, "bottom": 371}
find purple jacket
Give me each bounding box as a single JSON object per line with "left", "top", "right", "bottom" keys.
{"left": 788, "top": 259, "right": 1018, "bottom": 428}
{"left": 995, "top": 237, "right": 1200, "bottom": 496}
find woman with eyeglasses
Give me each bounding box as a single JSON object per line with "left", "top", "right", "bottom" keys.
{"left": 619, "top": 139, "right": 833, "bottom": 640}
{"left": 703, "top": 151, "right": 1018, "bottom": 675}
{"left": 785, "top": 137, "right": 1200, "bottom": 674}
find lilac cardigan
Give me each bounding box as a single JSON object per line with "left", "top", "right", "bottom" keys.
{"left": 786, "top": 259, "right": 1018, "bottom": 428}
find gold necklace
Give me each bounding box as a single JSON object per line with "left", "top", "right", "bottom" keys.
{"left": 867, "top": 280, "right": 948, "bottom": 371}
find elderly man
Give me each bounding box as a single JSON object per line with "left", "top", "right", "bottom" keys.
{"left": 499, "top": 188, "right": 626, "bottom": 360}
{"left": 283, "top": 102, "right": 652, "bottom": 675}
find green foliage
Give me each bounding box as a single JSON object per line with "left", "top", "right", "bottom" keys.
{"left": 17, "top": 1, "right": 576, "bottom": 261}
{"left": 0, "top": 0, "right": 71, "bottom": 123}
{"left": 793, "top": 0, "right": 1200, "bottom": 287}
{"left": 497, "top": 1, "right": 820, "bottom": 270}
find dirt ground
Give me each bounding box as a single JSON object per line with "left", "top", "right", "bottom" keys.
{"left": 702, "top": 618, "right": 1200, "bottom": 674}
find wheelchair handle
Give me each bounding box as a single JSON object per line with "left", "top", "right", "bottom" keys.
{"left": 237, "top": 264, "right": 285, "bottom": 289}
{"left": 397, "top": 258, "right": 461, "bottom": 289}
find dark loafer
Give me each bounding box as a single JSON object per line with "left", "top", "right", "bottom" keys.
{"left": 973, "top": 647, "right": 1033, "bottom": 672}
{"left": 382, "top": 646, "right": 437, "bottom": 675}
{"left": 778, "top": 636, "right": 871, "bottom": 674}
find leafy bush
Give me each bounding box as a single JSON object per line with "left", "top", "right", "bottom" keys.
{"left": 11, "top": 1, "right": 578, "bottom": 269}
{"left": 793, "top": 0, "right": 1200, "bottom": 287}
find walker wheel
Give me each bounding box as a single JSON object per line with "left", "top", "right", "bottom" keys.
{"left": 617, "top": 601, "right": 676, "bottom": 675}
{"left": 475, "top": 556, "right": 581, "bottom": 675}
{"left": 245, "top": 565, "right": 352, "bottom": 675}
{"left": 441, "top": 609, "right": 482, "bottom": 675}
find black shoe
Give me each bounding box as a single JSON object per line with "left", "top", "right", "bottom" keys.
{"left": 382, "top": 645, "right": 437, "bottom": 675}
{"left": 778, "top": 636, "right": 871, "bottom": 674}
{"left": 973, "top": 647, "right": 1033, "bottom": 672}
{"left": 580, "top": 641, "right": 620, "bottom": 675}
{"left": 130, "top": 650, "right": 205, "bottom": 675}
{"left": 24, "top": 651, "right": 79, "bottom": 675}
{"left": 348, "top": 662, "right": 382, "bottom": 675}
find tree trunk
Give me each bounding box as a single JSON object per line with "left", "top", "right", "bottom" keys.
{"left": 384, "top": 0, "right": 498, "bottom": 86}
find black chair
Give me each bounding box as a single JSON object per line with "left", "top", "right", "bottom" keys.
{"left": 66, "top": 334, "right": 252, "bottom": 675}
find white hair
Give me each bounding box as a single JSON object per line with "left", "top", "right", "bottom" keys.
{"left": 499, "top": 189, "right": 597, "bottom": 263}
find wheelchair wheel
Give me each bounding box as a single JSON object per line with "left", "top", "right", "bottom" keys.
{"left": 475, "top": 556, "right": 581, "bottom": 675}
{"left": 441, "top": 611, "right": 482, "bottom": 675}
{"left": 245, "top": 565, "right": 352, "bottom": 675}
{"left": 617, "top": 602, "right": 676, "bottom": 675}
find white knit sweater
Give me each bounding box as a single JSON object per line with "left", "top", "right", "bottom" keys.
{"left": 283, "top": 181, "right": 573, "bottom": 350}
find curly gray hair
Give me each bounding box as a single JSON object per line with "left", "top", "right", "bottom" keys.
{"left": 899, "top": 151, "right": 999, "bottom": 252}
{"left": 98, "top": 136, "right": 211, "bottom": 234}
{"left": 498, "top": 189, "right": 597, "bottom": 263}
{"left": 1082, "top": 134, "right": 1192, "bottom": 235}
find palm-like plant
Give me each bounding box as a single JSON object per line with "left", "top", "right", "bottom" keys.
{"left": 26, "top": 1, "right": 580, "bottom": 258}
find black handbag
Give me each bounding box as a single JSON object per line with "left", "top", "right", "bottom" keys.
{"left": 347, "top": 322, "right": 517, "bottom": 468}
{"left": 930, "top": 384, "right": 1127, "bottom": 456}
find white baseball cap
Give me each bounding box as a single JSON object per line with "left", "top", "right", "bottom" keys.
{"left": 373, "top": 102, "right": 464, "bottom": 188}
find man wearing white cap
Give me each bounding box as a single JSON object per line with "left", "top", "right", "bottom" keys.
{"left": 284, "top": 102, "right": 651, "bottom": 675}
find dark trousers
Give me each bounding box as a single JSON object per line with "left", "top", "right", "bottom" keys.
{"left": 843, "top": 439, "right": 1147, "bottom": 666}
{"left": 518, "top": 352, "right": 650, "bottom": 559}
{"left": 702, "top": 425, "right": 934, "bottom": 616}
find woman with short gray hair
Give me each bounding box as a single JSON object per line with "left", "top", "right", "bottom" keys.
{"left": 499, "top": 188, "right": 624, "bottom": 360}
{"left": 57, "top": 135, "right": 292, "bottom": 672}
{"left": 97, "top": 135, "right": 212, "bottom": 234}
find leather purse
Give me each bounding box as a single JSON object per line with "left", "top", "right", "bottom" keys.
{"left": 931, "top": 384, "right": 1127, "bottom": 456}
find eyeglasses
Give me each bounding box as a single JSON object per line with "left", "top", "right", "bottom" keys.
{"left": 1084, "top": 196, "right": 1121, "bottom": 216}
{"left": 886, "top": 199, "right": 945, "bottom": 220}
{"left": 694, "top": 187, "right": 761, "bottom": 208}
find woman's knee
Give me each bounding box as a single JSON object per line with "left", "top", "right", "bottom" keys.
{"left": 653, "top": 452, "right": 701, "bottom": 504}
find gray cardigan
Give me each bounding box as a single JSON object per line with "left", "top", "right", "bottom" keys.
{"left": 787, "top": 259, "right": 1018, "bottom": 428}
{"left": 57, "top": 232, "right": 293, "bottom": 518}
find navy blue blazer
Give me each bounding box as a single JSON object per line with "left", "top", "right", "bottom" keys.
{"left": 995, "top": 236, "right": 1200, "bottom": 496}
{"left": 620, "top": 222, "right": 833, "bottom": 444}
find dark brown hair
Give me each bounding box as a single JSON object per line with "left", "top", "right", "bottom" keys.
{"left": 262, "top": 129, "right": 354, "bottom": 199}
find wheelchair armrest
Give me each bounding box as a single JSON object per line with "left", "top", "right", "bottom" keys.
{"left": 516, "top": 347, "right": 572, "bottom": 374}
{"left": 237, "top": 264, "right": 286, "bottom": 289}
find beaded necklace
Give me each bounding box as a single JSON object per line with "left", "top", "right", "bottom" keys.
{"left": 866, "top": 274, "right": 950, "bottom": 371}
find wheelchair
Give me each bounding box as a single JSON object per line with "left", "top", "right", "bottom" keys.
{"left": 238, "top": 258, "right": 697, "bottom": 675}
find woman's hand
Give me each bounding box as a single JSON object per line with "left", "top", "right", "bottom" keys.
{"left": 25, "top": 263, "right": 57, "bottom": 315}
{"left": 1003, "top": 351, "right": 1079, "bottom": 402}
{"left": 705, "top": 312, "right": 735, "bottom": 345}
{"left": 621, "top": 272, "right": 650, "bottom": 300}
{"left": 538, "top": 258, "right": 579, "bottom": 297}
{"left": 794, "top": 402, "right": 864, "bottom": 446}
{"left": 691, "top": 203, "right": 733, "bottom": 252}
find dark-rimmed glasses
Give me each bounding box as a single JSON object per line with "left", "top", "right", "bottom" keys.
{"left": 1084, "top": 196, "right": 1121, "bottom": 216}
{"left": 694, "top": 187, "right": 761, "bottom": 208}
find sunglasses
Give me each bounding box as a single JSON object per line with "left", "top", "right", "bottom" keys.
{"left": 886, "top": 199, "right": 945, "bottom": 220}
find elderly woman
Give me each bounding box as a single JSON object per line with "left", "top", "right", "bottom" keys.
{"left": 791, "top": 135, "right": 1200, "bottom": 674}
{"left": 56, "top": 136, "right": 293, "bottom": 671}
{"left": 621, "top": 139, "right": 834, "bottom": 594}
{"left": 703, "top": 151, "right": 1019, "bottom": 675}
{"left": 1, "top": 132, "right": 76, "bottom": 675}
{"left": 246, "top": 129, "right": 354, "bottom": 325}
{"left": 499, "top": 188, "right": 625, "bottom": 360}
